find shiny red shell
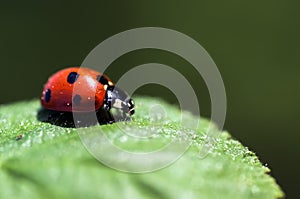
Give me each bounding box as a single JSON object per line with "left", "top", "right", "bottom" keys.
{"left": 40, "top": 67, "right": 113, "bottom": 112}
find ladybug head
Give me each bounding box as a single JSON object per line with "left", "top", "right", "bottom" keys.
{"left": 105, "top": 87, "right": 135, "bottom": 116}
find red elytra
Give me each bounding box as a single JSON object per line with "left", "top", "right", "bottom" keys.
{"left": 40, "top": 67, "right": 113, "bottom": 112}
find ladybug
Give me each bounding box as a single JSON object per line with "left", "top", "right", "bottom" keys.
{"left": 40, "top": 67, "right": 134, "bottom": 124}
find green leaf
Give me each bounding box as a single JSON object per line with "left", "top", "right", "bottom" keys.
{"left": 0, "top": 97, "right": 283, "bottom": 199}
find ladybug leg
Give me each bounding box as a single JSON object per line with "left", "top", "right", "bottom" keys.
{"left": 104, "top": 87, "right": 115, "bottom": 124}
{"left": 104, "top": 102, "right": 115, "bottom": 124}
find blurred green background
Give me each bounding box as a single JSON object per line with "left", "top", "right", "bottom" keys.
{"left": 1, "top": 1, "right": 299, "bottom": 198}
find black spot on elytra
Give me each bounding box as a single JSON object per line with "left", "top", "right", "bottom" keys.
{"left": 45, "top": 89, "right": 51, "bottom": 103}
{"left": 67, "top": 72, "right": 79, "bottom": 84}
{"left": 73, "top": 94, "right": 82, "bottom": 105}
{"left": 96, "top": 75, "right": 108, "bottom": 85}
